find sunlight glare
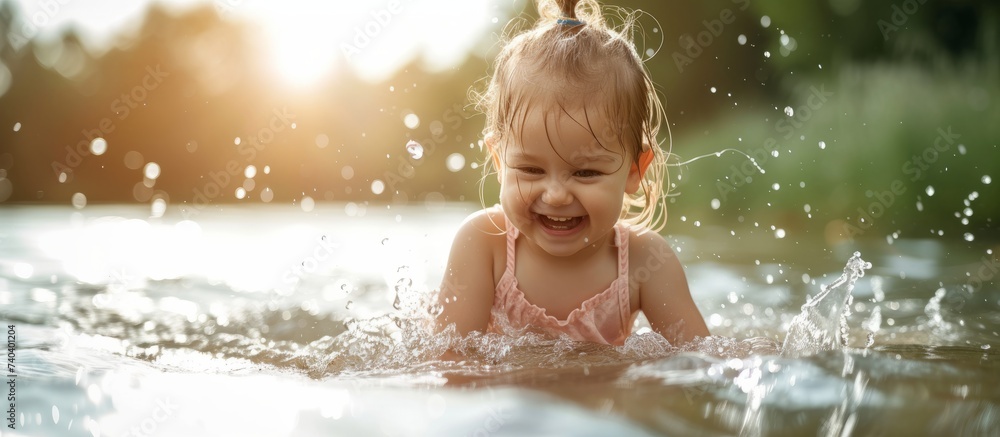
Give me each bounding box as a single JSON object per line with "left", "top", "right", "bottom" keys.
{"left": 250, "top": 0, "right": 497, "bottom": 85}
{"left": 256, "top": 1, "right": 349, "bottom": 87}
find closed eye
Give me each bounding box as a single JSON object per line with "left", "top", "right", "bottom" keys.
{"left": 574, "top": 169, "right": 604, "bottom": 178}
{"left": 515, "top": 167, "right": 544, "bottom": 175}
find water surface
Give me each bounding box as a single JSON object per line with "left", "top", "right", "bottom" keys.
{"left": 1, "top": 204, "right": 997, "bottom": 436}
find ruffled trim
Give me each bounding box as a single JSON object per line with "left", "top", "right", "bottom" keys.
{"left": 490, "top": 222, "right": 632, "bottom": 345}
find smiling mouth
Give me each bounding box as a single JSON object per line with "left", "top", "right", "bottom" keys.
{"left": 537, "top": 214, "right": 585, "bottom": 231}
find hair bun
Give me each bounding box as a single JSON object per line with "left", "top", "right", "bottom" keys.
{"left": 538, "top": 0, "right": 600, "bottom": 26}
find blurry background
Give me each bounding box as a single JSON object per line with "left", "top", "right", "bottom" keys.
{"left": 0, "top": 0, "right": 997, "bottom": 244}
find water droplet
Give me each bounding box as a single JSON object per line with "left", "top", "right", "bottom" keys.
{"left": 916, "top": 200, "right": 924, "bottom": 211}
{"left": 403, "top": 112, "right": 420, "bottom": 129}
{"left": 143, "top": 162, "right": 161, "bottom": 180}
{"left": 710, "top": 86, "right": 717, "bottom": 93}
{"left": 964, "top": 233, "right": 975, "bottom": 242}
{"left": 245, "top": 165, "right": 257, "bottom": 178}
{"left": 764, "top": 50, "right": 771, "bottom": 58}
{"left": 315, "top": 133, "right": 329, "bottom": 148}
{"left": 804, "top": 204, "right": 811, "bottom": 213}
{"left": 235, "top": 187, "right": 246, "bottom": 199}
{"left": 89, "top": 138, "right": 107, "bottom": 156}
{"left": 12, "top": 122, "right": 20, "bottom": 132}
{"left": 964, "top": 207, "right": 973, "bottom": 216}
{"left": 760, "top": 15, "right": 771, "bottom": 27}
{"left": 123, "top": 151, "right": 144, "bottom": 170}
{"left": 260, "top": 187, "right": 274, "bottom": 202}
{"left": 783, "top": 106, "right": 794, "bottom": 117}
{"left": 925, "top": 186, "right": 935, "bottom": 196}
{"left": 771, "top": 149, "right": 779, "bottom": 158}
{"left": 71, "top": 192, "right": 86, "bottom": 209}
{"left": 775, "top": 228, "right": 786, "bottom": 239}
{"left": 405, "top": 140, "right": 424, "bottom": 159}
{"left": 371, "top": 179, "right": 385, "bottom": 195}
{"left": 983, "top": 175, "right": 992, "bottom": 185}
{"left": 818, "top": 141, "right": 826, "bottom": 149}
{"left": 772, "top": 183, "right": 780, "bottom": 191}
{"left": 446, "top": 153, "right": 466, "bottom": 172}
{"left": 737, "top": 34, "right": 747, "bottom": 45}
{"left": 301, "top": 195, "right": 315, "bottom": 212}
{"left": 52, "top": 405, "right": 60, "bottom": 424}
{"left": 958, "top": 144, "right": 967, "bottom": 155}
{"left": 428, "top": 303, "right": 444, "bottom": 317}
{"left": 151, "top": 197, "right": 166, "bottom": 218}
{"left": 711, "top": 198, "right": 721, "bottom": 210}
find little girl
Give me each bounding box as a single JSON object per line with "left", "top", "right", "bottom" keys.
{"left": 437, "top": 0, "right": 709, "bottom": 348}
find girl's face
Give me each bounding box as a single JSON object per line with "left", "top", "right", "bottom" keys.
{"left": 495, "top": 106, "right": 642, "bottom": 258}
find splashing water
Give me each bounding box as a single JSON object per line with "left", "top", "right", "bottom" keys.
{"left": 405, "top": 140, "right": 424, "bottom": 160}
{"left": 672, "top": 148, "right": 766, "bottom": 174}
{"left": 7, "top": 207, "right": 998, "bottom": 436}
{"left": 781, "top": 252, "right": 871, "bottom": 357}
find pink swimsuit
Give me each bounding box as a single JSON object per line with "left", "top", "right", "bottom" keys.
{"left": 488, "top": 221, "right": 634, "bottom": 345}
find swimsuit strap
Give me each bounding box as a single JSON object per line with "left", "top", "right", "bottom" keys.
{"left": 616, "top": 223, "right": 629, "bottom": 277}
{"left": 504, "top": 219, "right": 519, "bottom": 273}
{"left": 615, "top": 223, "right": 632, "bottom": 335}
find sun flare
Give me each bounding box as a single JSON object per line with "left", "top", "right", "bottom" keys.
{"left": 244, "top": 0, "right": 498, "bottom": 86}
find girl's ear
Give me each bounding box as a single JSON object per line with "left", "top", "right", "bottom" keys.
{"left": 485, "top": 133, "right": 502, "bottom": 179}
{"left": 627, "top": 149, "right": 654, "bottom": 194}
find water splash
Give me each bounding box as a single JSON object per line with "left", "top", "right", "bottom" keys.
{"left": 671, "top": 148, "right": 766, "bottom": 174}
{"left": 405, "top": 140, "right": 424, "bottom": 160}
{"left": 781, "top": 252, "right": 871, "bottom": 357}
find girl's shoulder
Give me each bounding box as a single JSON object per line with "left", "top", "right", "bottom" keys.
{"left": 453, "top": 206, "right": 508, "bottom": 247}
{"left": 623, "top": 224, "right": 681, "bottom": 268}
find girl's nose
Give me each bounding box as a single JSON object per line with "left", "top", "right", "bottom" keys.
{"left": 540, "top": 180, "right": 572, "bottom": 206}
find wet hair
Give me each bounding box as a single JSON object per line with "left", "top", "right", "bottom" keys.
{"left": 475, "top": 0, "right": 670, "bottom": 232}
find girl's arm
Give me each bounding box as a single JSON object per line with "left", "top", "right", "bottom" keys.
{"left": 634, "top": 232, "right": 711, "bottom": 345}
{"left": 437, "top": 210, "right": 502, "bottom": 338}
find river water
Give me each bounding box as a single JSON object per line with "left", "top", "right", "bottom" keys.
{"left": 1, "top": 204, "right": 997, "bottom": 436}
